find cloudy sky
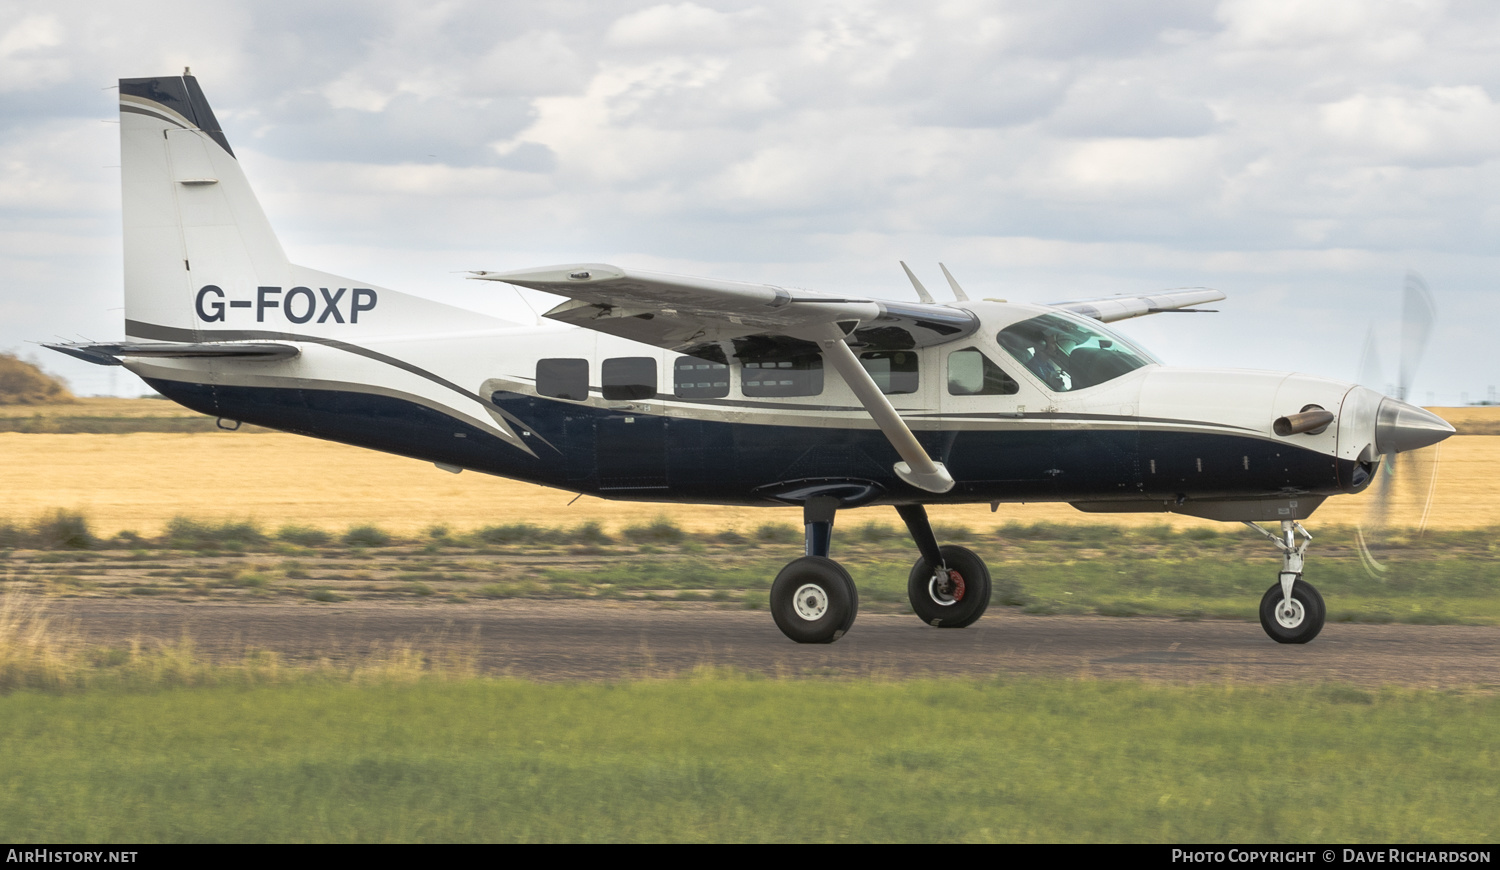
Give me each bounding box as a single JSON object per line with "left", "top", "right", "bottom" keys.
{"left": 2, "top": 0, "right": 1497, "bottom": 403}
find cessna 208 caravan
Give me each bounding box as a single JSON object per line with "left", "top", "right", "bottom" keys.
{"left": 52, "top": 73, "right": 1456, "bottom": 644}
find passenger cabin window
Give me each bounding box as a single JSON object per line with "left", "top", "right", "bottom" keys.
{"left": 997, "top": 313, "right": 1154, "bottom": 392}
{"left": 674, "top": 356, "right": 730, "bottom": 399}
{"left": 742, "top": 354, "right": 823, "bottom": 397}
{"left": 536, "top": 358, "right": 589, "bottom": 401}
{"left": 947, "top": 348, "right": 1019, "bottom": 395}
{"left": 601, "top": 357, "right": 658, "bottom": 400}
{"left": 859, "top": 351, "right": 919, "bottom": 395}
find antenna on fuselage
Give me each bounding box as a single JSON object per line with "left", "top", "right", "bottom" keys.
{"left": 899, "top": 261, "right": 935, "bottom": 304}
{"left": 938, "top": 263, "right": 970, "bottom": 302}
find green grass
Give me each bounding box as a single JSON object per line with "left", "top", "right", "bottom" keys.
{"left": 4, "top": 513, "right": 1498, "bottom": 623}
{"left": 0, "top": 676, "right": 1493, "bottom": 843}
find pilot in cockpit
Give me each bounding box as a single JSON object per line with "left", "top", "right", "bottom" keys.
{"left": 1002, "top": 329, "right": 1073, "bottom": 392}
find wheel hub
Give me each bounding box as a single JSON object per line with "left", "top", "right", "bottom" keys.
{"left": 927, "top": 569, "right": 966, "bottom": 606}
{"left": 1275, "top": 598, "right": 1305, "bottom": 629}
{"left": 792, "top": 583, "right": 829, "bottom": 621}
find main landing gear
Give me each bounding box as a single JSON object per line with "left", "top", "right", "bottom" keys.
{"left": 769, "top": 499, "right": 993, "bottom": 643}
{"left": 1245, "top": 520, "right": 1325, "bottom": 644}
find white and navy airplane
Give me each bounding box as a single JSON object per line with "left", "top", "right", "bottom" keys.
{"left": 52, "top": 73, "right": 1456, "bottom": 644}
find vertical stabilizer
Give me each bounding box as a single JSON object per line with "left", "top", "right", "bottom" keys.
{"left": 119, "top": 75, "right": 512, "bottom": 342}
{"left": 120, "top": 74, "right": 291, "bottom": 339}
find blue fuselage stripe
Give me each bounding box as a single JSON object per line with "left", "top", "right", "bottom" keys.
{"left": 147, "top": 379, "right": 1351, "bottom": 506}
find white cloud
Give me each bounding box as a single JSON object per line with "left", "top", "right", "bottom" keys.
{"left": 1046, "top": 78, "right": 1218, "bottom": 139}
{"left": 1217, "top": 0, "right": 1435, "bottom": 50}
{"left": 1027, "top": 137, "right": 1223, "bottom": 201}
{"left": 0, "top": 14, "right": 67, "bottom": 91}
{"left": 1319, "top": 86, "right": 1500, "bottom": 167}
{"left": 0, "top": 118, "right": 116, "bottom": 212}
{"left": 605, "top": 3, "right": 743, "bottom": 49}
{"left": 467, "top": 31, "right": 592, "bottom": 97}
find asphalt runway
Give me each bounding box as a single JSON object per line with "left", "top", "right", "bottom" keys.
{"left": 46, "top": 599, "right": 1500, "bottom": 688}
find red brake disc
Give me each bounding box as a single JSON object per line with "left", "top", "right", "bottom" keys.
{"left": 948, "top": 568, "right": 965, "bottom": 602}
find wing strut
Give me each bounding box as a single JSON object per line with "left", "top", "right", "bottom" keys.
{"left": 806, "top": 324, "right": 955, "bottom": 494}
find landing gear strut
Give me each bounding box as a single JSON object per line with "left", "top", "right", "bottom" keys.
{"left": 768, "top": 499, "right": 994, "bottom": 643}
{"left": 1246, "top": 520, "right": 1326, "bottom": 644}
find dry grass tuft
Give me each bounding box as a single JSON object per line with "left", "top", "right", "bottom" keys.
{"left": 0, "top": 592, "right": 478, "bottom": 693}
{"left": 0, "top": 593, "right": 77, "bottom": 691}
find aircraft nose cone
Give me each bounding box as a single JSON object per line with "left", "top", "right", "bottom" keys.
{"left": 1374, "top": 398, "right": 1455, "bottom": 455}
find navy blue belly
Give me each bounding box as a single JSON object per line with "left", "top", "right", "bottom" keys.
{"left": 148, "top": 379, "right": 1347, "bottom": 506}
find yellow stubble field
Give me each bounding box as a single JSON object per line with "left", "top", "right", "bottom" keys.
{"left": 1, "top": 406, "right": 1495, "bottom": 536}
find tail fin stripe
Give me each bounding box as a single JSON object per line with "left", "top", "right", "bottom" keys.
{"left": 119, "top": 75, "right": 234, "bottom": 156}
{"left": 120, "top": 103, "right": 189, "bottom": 129}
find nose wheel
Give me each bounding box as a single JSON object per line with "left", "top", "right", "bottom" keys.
{"left": 1258, "top": 578, "right": 1325, "bottom": 644}
{"left": 1246, "top": 520, "right": 1326, "bottom": 644}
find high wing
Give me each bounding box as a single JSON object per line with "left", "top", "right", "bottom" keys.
{"left": 468, "top": 263, "right": 978, "bottom": 362}
{"left": 471, "top": 263, "right": 974, "bottom": 494}
{"left": 1050, "top": 288, "right": 1225, "bottom": 323}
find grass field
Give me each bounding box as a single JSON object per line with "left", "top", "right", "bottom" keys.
{"left": 1, "top": 402, "right": 1495, "bottom": 843}
{"left": 0, "top": 423, "right": 1496, "bottom": 536}
{"left": 4, "top": 591, "right": 1489, "bottom": 844}
{"left": 3, "top": 514, "right": 1496, "bottom": 624}
{"left": 0, "top": 677, "right": 1493, "bottom": 842}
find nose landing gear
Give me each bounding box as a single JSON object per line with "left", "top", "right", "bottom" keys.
{"left": 1246, "top": 520, "right": 1326, "bottom": 644}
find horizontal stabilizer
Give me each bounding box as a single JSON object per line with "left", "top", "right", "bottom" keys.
{"left": 46, "top": 341, "right": 299, "bottom": 366}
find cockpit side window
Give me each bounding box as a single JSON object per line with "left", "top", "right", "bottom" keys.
{"left": 946, "top": 348, "right": 1018, "bottom": 395}
{"left": 997, "top": 313, "right": 1153, "bottom": 392}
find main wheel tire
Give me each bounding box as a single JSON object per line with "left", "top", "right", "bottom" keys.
{"left": 770, "top": 556, "right": 858, "bottom": 644}
{"left": 907, "top": 545, "right": 992, "bottom": 628}
{"left": 1258, "top": 578, "right": 1326, "bottom": 644}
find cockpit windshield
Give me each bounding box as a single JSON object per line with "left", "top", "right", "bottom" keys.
{"left": 996, "top": 312, "right": 1157, "bottom": 392}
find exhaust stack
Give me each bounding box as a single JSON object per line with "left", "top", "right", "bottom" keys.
{"left": 1274, "top": 409, "right": 1336, "bottom": 437}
